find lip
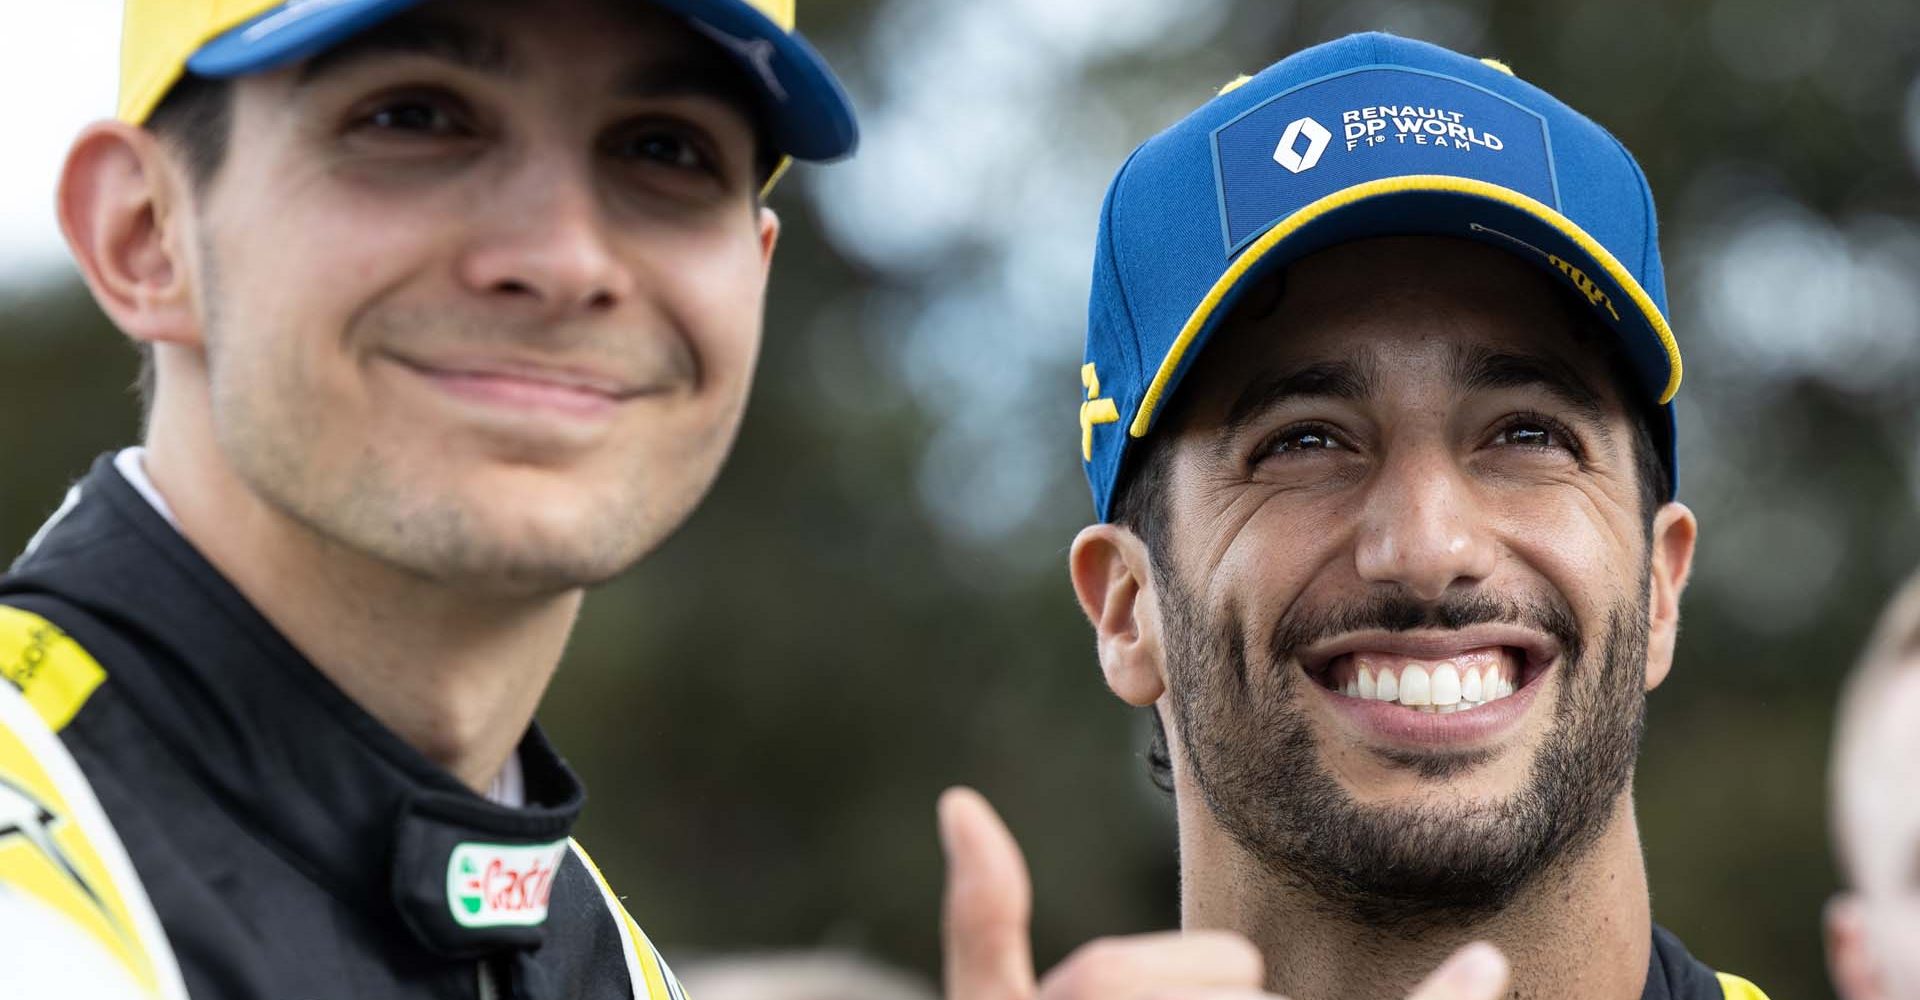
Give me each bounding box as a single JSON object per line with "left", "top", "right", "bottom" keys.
{"left": 1298, "top": 625, "right": 1561, "bottom": 681}
{"left": 1297, "top": 626, "right": 1562, "bottom": 751}
{"left": 387, "top": 354, "right": 653, "bottom": 420}
{"left": 1312, "top": 661, "right": 1550, "bottom": 749}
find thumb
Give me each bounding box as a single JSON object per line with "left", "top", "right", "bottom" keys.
{"left": 940, "top": 787, "right": 1037, "bottom": 1000}
{"left": 1407, "top": 942, "right": 1510, "bottom": 1000}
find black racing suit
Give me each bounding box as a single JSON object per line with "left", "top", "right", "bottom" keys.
{"left": 0, "top": 454, "right": 684, "bottom": 1000}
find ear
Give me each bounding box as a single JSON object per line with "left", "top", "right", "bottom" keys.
{"left": 1642, "top": 500, "right": 1697, "bottom": 692}
{"left": 1826, "top": 894, "right": 1886, "bottom": 1000}
{"left": 756, "top": 205, "right": 780, "bottom": 268}
{"left": 1069, "top": 523, "right": 1165, "bottom": 707}
{"left": 58, "top": 121, "right": 203, "bottom": 351}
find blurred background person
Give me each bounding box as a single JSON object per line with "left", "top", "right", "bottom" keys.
{"left": 3, "top": 1, "right": 1917, "bottom": 996}
{"left": 1827, "top": 568, "right": 1920, "bottom": 1000}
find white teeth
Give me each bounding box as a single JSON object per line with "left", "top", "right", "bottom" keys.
{"left": 1341, "top": 658, "right": 1522, "bottom": 710}
{"left": 1431, "top": 664, "right": 1461, "bottom": 705}
{"left": 1399, "top": 665, "right": 1432, "bottom": 706}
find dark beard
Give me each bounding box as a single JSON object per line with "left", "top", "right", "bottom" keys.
{"left": 1163, "top": 584, "right": 1648, "bottom": 934}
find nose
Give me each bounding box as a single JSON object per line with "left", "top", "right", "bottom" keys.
{"left": 457, "top": 154, "right": 634, "bottom": 318}
{"left": 1351, "top": 445, "right": 1498, "bottom": 601}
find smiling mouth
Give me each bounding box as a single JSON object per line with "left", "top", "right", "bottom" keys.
{"left": 1308, "top": 647, "right": 1548, "bottom": 715}
{"left": 384, "top": 351, "right": 669, "bottom": 422}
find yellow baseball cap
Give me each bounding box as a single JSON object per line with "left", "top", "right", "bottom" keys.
{"left": 119, "top": 0, "right": 859, "bottom": 161}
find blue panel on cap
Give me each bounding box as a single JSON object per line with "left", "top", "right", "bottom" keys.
{"left": 1212, "top": 67, "right": 1558, "bottom": 256}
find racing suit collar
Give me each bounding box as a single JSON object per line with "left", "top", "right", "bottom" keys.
{"left": 5, "top": 453, "right": 589, "bottom": 959}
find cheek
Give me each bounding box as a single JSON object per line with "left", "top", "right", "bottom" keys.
{"left": 1490, "top": 489, "right": 1642, "bottom": 606}
{"left": 218, "top": 157, "right": 455, "bottom": 305}
{"left": 1199, "top": 506, "right": 1339, "bottom": 669}
{"left": 210, "top": 188, "right": 442, "bottom": 356}
{"left": 632, "top": 224, "right": 768, "bottom": 390}
{"left": 1211, "top": 499, "right": 1345, "bottom": 599}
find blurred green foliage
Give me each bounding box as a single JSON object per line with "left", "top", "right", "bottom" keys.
{"left": 4, "top": 1, "right": 1918, "bottom": 998}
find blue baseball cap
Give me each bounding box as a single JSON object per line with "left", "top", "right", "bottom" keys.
{"left": 1080, "top": 32, "right": 1679, "bottom": 521}
{"left": 122, "top": 0, "right": 858, "bottom": 162}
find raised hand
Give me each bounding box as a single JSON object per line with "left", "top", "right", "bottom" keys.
{"left": 938, "top": 787, "right": 1510, "bottom": 1000}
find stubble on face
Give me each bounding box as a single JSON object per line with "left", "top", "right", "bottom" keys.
{"left": 179, "top": 0, "right": 769, "bottom": 600}
{"left": 1161, "top": 570, "right": 1649, "bottom": 933}
{"left": 204, "top": 285, "right": 722, "bottom": 595}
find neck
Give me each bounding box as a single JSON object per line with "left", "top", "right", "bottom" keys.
{"left": 1178, "top": 793, "right": 1651, "bottom": 1000}
{"left": 141, "top": 398, "right": 578, "bottom": 796}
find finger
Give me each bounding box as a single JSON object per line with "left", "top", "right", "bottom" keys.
{"left": 1040, "top": 931, "right": 1265, "bottom": 998}
{"left": 1406, "top": 942, "right": 1510, "bottom": 1000}
{"left": 940, "top": 787, "right": 1037, "bottom": 1000}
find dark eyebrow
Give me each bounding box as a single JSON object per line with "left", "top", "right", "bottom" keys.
{"left": 614, "top": 57, "right": 760, "bottom": 108}
{"left": 1223, "top": 356, "right": 1378, "bottom": 436}
{"left": 295, "top": 14, "right": 518, "bottom": 87}
{"left": 1450, "top": 345, "right": 1608, "bottom": 424}
{"left": 292, "top": 15, "right": 762, "bottom": 136}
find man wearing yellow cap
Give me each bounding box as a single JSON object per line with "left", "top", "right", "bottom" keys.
{"left": 0, "top": 1, "right": 855, "bottom": 997}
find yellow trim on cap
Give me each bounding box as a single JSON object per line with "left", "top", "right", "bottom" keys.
{"left": 120, "top": 0, "right": 284, "bottom": 124}
{"left": 121, "top": 0, "right": 804, "bottom": 125}
{"left": 744, "top": 0, "right": 797, "bottom": 30}
{"left": 1217, "top": 74, "right": 1254, "bottom": 96}
{"left": 761, "top": 156, "right": 794, "bottom": 198}
{"left": 1126, "top": 174, "right": 1682, "bottom": 437}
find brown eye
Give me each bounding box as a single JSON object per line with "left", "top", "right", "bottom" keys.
{"left": 1497, "top": 423, "right": 1554, "bottom": 448}
{"left": 1489, "top": 414, "right": 1580, "bottom": 457}
{"left": 362, "top": 98, "right": 466, "bottom": 136}
{"left": 610, "top": 126, "right": 714, "bottom": 174}
{"left": 1266, "top": 423, "right": 1345, "bottom": 455}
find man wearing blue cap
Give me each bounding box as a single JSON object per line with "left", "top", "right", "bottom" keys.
{"left": 1, "top": 1, "right": 853, "bottom": 997}
{"left": 941, "top": 32, "right": 1768, "bottom": 1000}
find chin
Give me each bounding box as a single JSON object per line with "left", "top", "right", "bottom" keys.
{"left": 446, "top": 502, "right": 667, "bottom": 593}
{"left": 336, "top": 472, "right": 675, "bottom": 596}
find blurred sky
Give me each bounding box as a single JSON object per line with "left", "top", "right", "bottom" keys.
{"left": 0, "top": 2, "right": 119, "bottom": 283}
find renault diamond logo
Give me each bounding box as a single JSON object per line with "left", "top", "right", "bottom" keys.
{"left": 1273, "top": 116, "right": 1332, "bottom": 173}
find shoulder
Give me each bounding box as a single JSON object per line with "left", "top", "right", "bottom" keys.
{"left": 1714, "top": 973, "right": 1770, "bottom": 1000}
{"left": 1648, "top": 924, "right": 1769, "bottom": 1000}
{"left": 0, "top": 602, "right": 108, "bottom": 732}
{"left": 568, "top": 838, "right": 691, "bottom": 1000}
{"left": 0, "top": 613, "right": 188, "bottom": 1000}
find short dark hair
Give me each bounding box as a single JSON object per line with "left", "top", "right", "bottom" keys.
{"left": 1113, "top": 288, "right": 1673, "bottom": 793}
{"left": 146, "top": 74, "right": 235, "bottom": 188}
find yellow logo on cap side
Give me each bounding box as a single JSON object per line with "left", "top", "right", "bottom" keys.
{"left": 1080, "top": 364, "right": 1119, "bottom": 462}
